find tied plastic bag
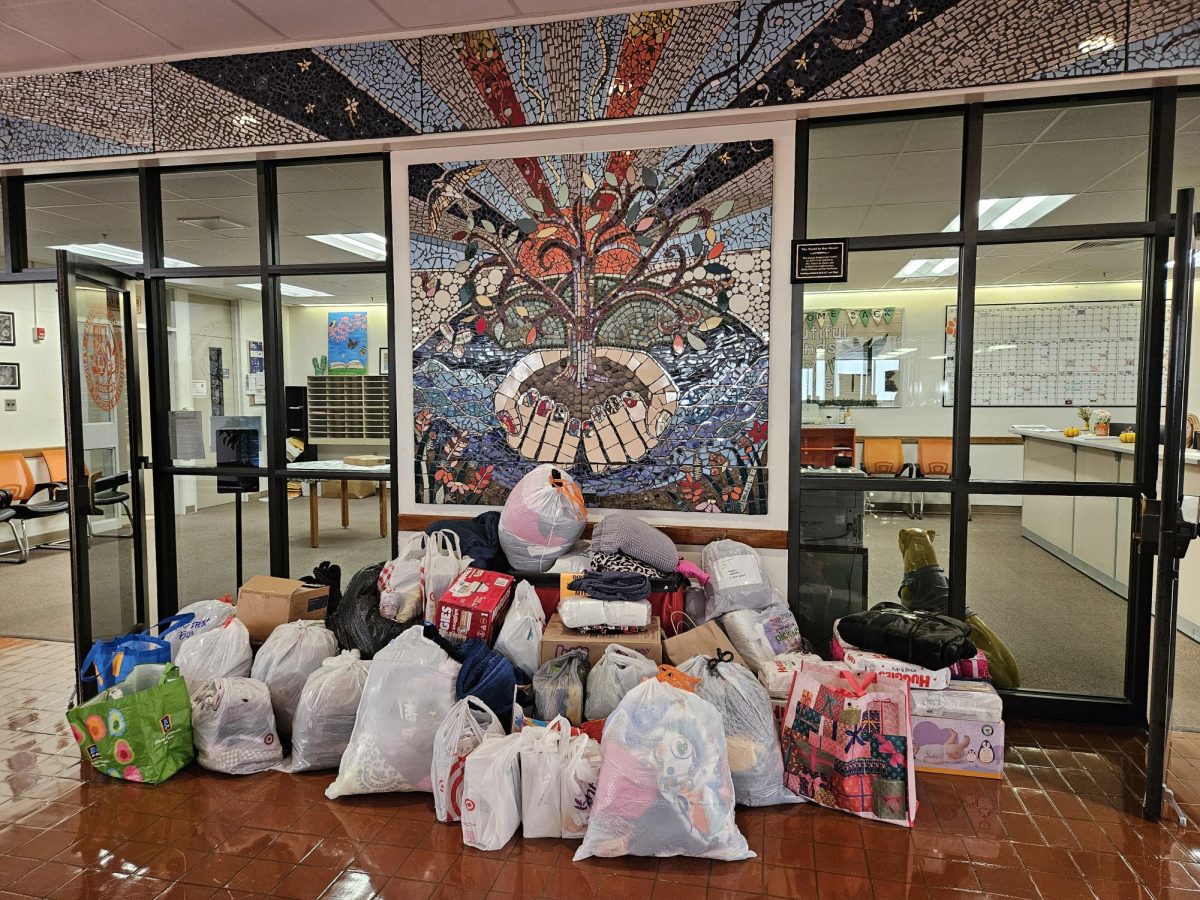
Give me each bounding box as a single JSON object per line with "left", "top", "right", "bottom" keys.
{"left": 574, "top": 667, "right": 753, "bottom": 862}
{"left": 277, "top": 651, "right": 370, "bottom": 773}
{"left": 326, "top": 628, "right": 461, "bottom": 799}
{"left": 191, "top": 677, "right": 282, "bottom": 775}
{"left": 560, "top": 732, "right": 602, "bottom": 839}
{"left": 720, "top": 599, "right": 809, "bottom": 675}
{"left": 250, "top": 620, "right": 338, "bottom": 735}
{"left": 585, "top": 644, "right": 656, "bottom": 721}
{"left": 175, "top": 617, "right": 252, "bottom": 690}
{"left": 679, "top": 654, "right": 801, "bottom": 807}
{"left": 432, "top": 697, "right": 504, "bottom": 823}
{"left": 499, "top": 465, "right": 588, "bottom": 573}
{"left": 163, "top": 597, "right": 234, "bottom": 659}
{"left": 422, "top": 530, "right": 472, "bottom": 621}
{"left": 330, "top": 562, "right": 408, "bottom": 659}
{"left": 534, "top": 649, "right": 589, "bottom": 725}
{"left": 379, "top": 534, "right": 425, "bottom": 622}
{"left": 702, "top": 540, "right": 774, "bottom": 619}
{"left": 461, "top": 732, "right": 525, "bottom": 851}
{"left": 493, "top": 581, "right": 545, "bottom": 681}
{"left": 520, "top": 718, "right": 566, "bottom": 838}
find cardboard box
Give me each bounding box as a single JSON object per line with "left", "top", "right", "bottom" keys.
{"left": 913, "top": 715, "right": 1004, "bottom": 780}
{"left": 539, "top": 613, "right": 662, "bottom": 667}
{"left": 236, "top": 575, "right": 329, "bottom": 642}
{"left": 911, "top": 681, "right": 1003, "bottom": 722}
{"left": 434, "top": 568, "right": 515, "bottom": 643}
{"left": 343, "top": 454, "right": 389, "bottom": 467}
{"left": 321, "top": 479, "right": 376, "bottom": 499}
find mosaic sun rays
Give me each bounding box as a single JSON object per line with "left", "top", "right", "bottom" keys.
{"left": 410, "top": 140, "right": 772, "bottom": 513}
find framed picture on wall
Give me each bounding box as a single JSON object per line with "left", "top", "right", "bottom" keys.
{"left": 0, "top": 362, "right": 19, "bottom": 389}
{"left": 0, "top": 311, "right": 13, "bottom": 347}
{"left": 379, "top": 347, "right": 389, "bottom": 376}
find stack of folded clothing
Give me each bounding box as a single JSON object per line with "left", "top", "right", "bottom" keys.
{"left": 559, "top": 572, "right": 652, "bottom": 632}
{"left": 588, "top": 514, "right": 681, "bottom": 577}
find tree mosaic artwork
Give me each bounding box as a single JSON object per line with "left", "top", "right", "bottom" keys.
{"left": 410, "top": 140, "right": 772, "bottom": 513}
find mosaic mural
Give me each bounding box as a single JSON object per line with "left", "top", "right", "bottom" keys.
{"left": 0, "top": 1, "right": 1196, "bottom": 163}
{"left": 410, "top": 140, "right": 772, "bottom": 513}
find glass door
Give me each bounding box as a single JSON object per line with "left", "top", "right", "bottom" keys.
{"left": 56, "top": 251, "right": 148, "bottom": 697}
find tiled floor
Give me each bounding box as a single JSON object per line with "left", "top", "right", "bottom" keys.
{"left": 4, "top": 638, "right": 1200, "bottom": 899}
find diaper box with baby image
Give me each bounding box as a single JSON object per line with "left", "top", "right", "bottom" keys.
{"left": 912, "top": 716, "right": 1004, "bottom": 779}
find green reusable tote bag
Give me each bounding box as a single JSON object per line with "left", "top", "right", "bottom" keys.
{"left": 66, "top": 662, "right": 194, "bottom": 784}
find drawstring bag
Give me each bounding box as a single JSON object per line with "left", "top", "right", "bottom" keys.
{"left": 493, "top": 581, "right": 545, "bottom": 681}
{"left": 533, "top": 649, "right": 589, "bottom": 725}
{"left": 192, "top": 677, "right": 282, "bottom": 775}
{"left": 159, "top": 598, "right": 235, "bottom": 659}
{"left": 175, "top": 616, "right": 252, "bottom": 690}
{"left": 422, "top": 530, "right": 472, "bottom": 621}
{"left": 585, "top": 644, "right": 657, "bottom": 721}
{"left": 379, "top": 534, "right": 426, "bottom": 622}
{"left": 250, "top": 620, "right": 338, "bottom": 735}
{"left": 460, "top": 731, "right": 525, "bottom": 851}
{"left": 277, "top": 651, "right": 371, "bottom": 773}
{"left": 431, "top": 697, "right": 504, "bottom": 822}
{"left": 499, "top": 465, "right": 588, "bottom": 573}
{"left": 679, "top": 652, "right": 801, "bottom": 807}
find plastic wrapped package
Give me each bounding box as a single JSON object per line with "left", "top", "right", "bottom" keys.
{"left": 326, "top": 628, "right": 461, "bottom": 799}
{"left": 431, "top": 697, "right": 504, "bottom": 822}
{"left": 757, "top": 653, "right": 823, "bottom": 699}
{"left": 520, "top": 719, "right": 565, "bottom": 838}
{"left": 560, "top": 732, "right": 602, "bottom": 839}
{"left": 719, "top": 600, "right": 809, "bottom": 675}
{"left": 548, "top": 540, "right": 592, "bottom": 574}
{"left": 574, "top": 668, "right": 753, "bottom": 861}
{"left": 162, "top": 598, "right": 234, "bottom": 659}
{"left": 378, "top": 534, "right": 425, "bottom": 622}
{"left": 701, "top": 540, "right": 775, "bottom": 619}
{"left": 585, "top": 644, "right": 657, "bottom": 721}
{"left": 191, "top": 677, "right": 282, "bottom": 775}
{"left": 277, "top": 651, "right": 370, "bottom": 773}
{"left": 678, "top": 655, "right": 801, "bottom": 807}
{"left": 175, "top": 617, "right": 252, "bottom": 689}
{"left": 493, "top": 581, "right": 545, "bottom": 681}
{"left": 559, "top": 597, "right": 651, "bottom": 630}
{"left": 330, "top": 562, "right": 409, "bottom": 659}
{"left": 498, "top": 465, "right": 588, "bottom": 573}
{"left": 250, "top": 620, "right": 338, "bottom": 735}
{"left": 533, "top": 649, "right": 589, "bottom": 725}
{"left": 461, "top": 732, "right": 525, "bottom": 851}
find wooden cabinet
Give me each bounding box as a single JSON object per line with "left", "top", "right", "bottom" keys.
{"left": 800, "top": 426, "right": 856, "bottom": 468}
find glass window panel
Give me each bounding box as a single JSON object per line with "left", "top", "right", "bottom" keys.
{"left": 288, "top": 477, "right": 391, "bottom": 579}
{"left": 277, "top": 160, "right": 386, "bottom": 264}
{"left": 1174, "top": 94, "right": 1200, "bottom": 211}
{"left": 981, "top": 100, "right": 1151, "bottom": 228}
{"left": 967, "top": 241, "right": 1144, "bottom": 483}
{"left": 808, "top": 114, "right": 963, "bottom": 238}
{"left": 172, "top": 474, "right": 269, "bottom": 606}
{"left": 24, "top": 173, "right": 142, "bottom": 268}
{"left": 165, "top": 278, "right": 266, "bottom": 468}
{"left": 160, "top": 167, "right": 260, "bottom": 267}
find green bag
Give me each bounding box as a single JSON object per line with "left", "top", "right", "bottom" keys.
{"left": 66, "top": 662, "right": 194, "bottom": 784}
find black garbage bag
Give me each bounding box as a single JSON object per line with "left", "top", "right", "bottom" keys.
{"left": 302, "top": 561, "right": 343, "bottom": 620}
{"left": 330, "top": 562, "right": 410, "bottom": 658}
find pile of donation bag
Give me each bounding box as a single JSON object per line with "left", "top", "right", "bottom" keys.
{"left": 67, "top": 464, "right": 1004, "bottom": 854}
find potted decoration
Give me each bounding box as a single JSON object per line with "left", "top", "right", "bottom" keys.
{"left": 1077, "top": 406, "right": 1093, "bottom": 434}
{"left": 1094, "top": 409, "right": 1112, "bottom": 437}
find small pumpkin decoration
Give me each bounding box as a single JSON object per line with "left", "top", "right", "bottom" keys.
{"left": 1120, "top": 429, "right": 1136, "bottom": 444}
{"left": 1063, "top": 426, "right": 1081, "bottom": 438}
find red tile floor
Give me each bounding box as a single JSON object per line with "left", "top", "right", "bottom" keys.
{"left": 4, "top": 636, "right": 1200, "bottom": 899}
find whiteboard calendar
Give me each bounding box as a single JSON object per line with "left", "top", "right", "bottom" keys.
{"left": 943, "top": 301, "right": 1140, "bottom": 407}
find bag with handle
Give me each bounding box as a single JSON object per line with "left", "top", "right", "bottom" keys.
{"left": 80, "top": 614, "right": 196, "bottom": 691}
{"left": 560, "top": 731, "right": 602, "bottom": 839}
{"left": 520, "top": 717, "right": 567, "bottom": 838}
{"left": 175, "top": 616, "right": 252, "bottom": 690}
{"left": 158, "top": 598, "right": 234, "bottom": 659}
{"left": 278, "top": 650, "right": 371, "bottom": 773}
{"left": 836, "top": 601, "right": 976, "bottom": 670}
{"left": 422, "top": 530, "right": 472, "bottom": 621}
{"left": 585, "top": 643, "right": 657, "bottom": 720}
{"left": 460, "top": 731, "right": 525, "bottom": 850}
{"left": 493, "top": 580, "right": 545, "bottom": 681}
{"left": 192, "top": 677, "right": 282, "bottom": 775}
{"left": 379, "top": 534, "right": 426, "bottom": 622}
{"left": 431, "top": 696, "right": 504, "bottom": 823}
{"left": 498, "top": 465, "right": 588, "bottom": 573}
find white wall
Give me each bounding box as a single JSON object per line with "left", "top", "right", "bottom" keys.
{"left": 283, "top": 304, "right": 389, "bottom": 386}
{"left": 0, "top": 283, "right": 63, "bottom": 452}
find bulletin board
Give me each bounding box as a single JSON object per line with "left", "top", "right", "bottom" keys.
{"left": 943, "top": 300, "right": 1140, "bottom": 407}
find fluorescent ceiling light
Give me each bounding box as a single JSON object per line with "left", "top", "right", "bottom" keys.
{"left": 942, "top": 195, "right": 1073, "bottom": 231}
{"left": 896, "top": 257, "right": 959, "bottom": 278}
{"left": 888, "top": 348, "right": 918, "bottom": 356}
{"left": 51, "top": 242, "right": 197, "bottom": 268}
{"left": 307, "top": 232, "right": 387, "bottom": 261}
{"left": 235, "top": 282, "right": 333, "bottom": 298}
{"left": 986, "top": 344, "right": 1018, "bottom": 351}
{"left": 929, "top": 354, "right": 949, "bottom": 360}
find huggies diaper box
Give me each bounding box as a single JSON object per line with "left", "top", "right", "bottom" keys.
{"left": 911, "top": 682, "right": 1005, "bottom": 779}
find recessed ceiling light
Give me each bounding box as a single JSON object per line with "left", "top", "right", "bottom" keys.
{"left": 50, "top": 243, "right": 197, "bottom": 268}
{"left": 929, "top": 354, "right": 949, "bottom": 360}
{"left": 306, "top": 232, "right": 387, "bottom": 261}
{"left": 235, "top": 282, "right": 333, "bottom": 298}
{"left": 178, "top": 215, "right": 246, "bottom": 231}
{"left": 986, "top": 344, "right": 1018, "bottom": 351}
{"left": 942, "top": 195, "right": 1073, "bottom": 231}
{"left": 896, "top": 257, "right": 959, "bottom": 278}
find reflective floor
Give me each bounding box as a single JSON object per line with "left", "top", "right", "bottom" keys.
{"left": 4, "top": 640, "right": 1200, "bottom": 898}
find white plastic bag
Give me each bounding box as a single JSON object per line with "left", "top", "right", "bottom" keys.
{"left": 720, "top": 601, "right": 806, "bottom": 675}
{"left": 461, "top": 732, "right": 524, "bottom": 851}
{"left": 499, "top": 465, "right": 588, "bottom": 573}
{"left": 574, "top": 673, "right": 753, "bottom": 861}
{"left": 520, "top": 718, "right": 566, "bottom": 839}
{"left": 379, "top": 534, "right": 426, "bottom": 622}
{"left": 533, "top": 649, "right": 589, "bottom": 725}
{"left": 560, "top": 732, "right": 602, "bottom": 839}
{"left": 422, "top": 531, "right": 471, "bottom": 621}
{"left": 431, "top": 697, "right": 504, "bottom": 823}
{"left": 702, "top": 539, "right": 775, "bottom": 619}
{"left": 163, "top": 598, "right": 234, "bottom": 659}
{"left": 326, "top": 628, "right": 461, "bottom": 799}
{"left": 192, "top": 677, "right": 282, "bottom": 775}
{"left": 493, "top": 581, "right": 546, "bottom": 681}
{"left": 560, "top": 597, "right": 651, "bottom": 630}
{"left": 277, "top": 651, "right": 370, "bottom": 773}
{"left": 679, "top": 655, "right": 801, "bottom": 807}
{"left": 585, "top": 643, "right": 657, "bottom": 720}
{"left": 250, "top": 620, "right": 338, "bottom": 735}
{"left": 175, "top": 617, "right": 252, "bottom": 690}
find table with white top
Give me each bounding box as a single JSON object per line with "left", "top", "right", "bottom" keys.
{"left": 286, "top": 460, "right": 391, "bottom": 548}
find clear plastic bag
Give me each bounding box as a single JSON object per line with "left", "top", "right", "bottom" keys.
{"left": 379, "top": 534, "right": 426, "bottom": 622}
{"left": 191, "top": 677, "right": 282, "bottom": 775}
{"left": 679, "top": 655, "right": 801, "bottom": 807}
{"left": 719, "top": 599, "right": 808, "bottom": 675}
{"left": 559, "top": 597, "right": 651, "bottom": 630}
{"left": 533, "top": 649, "right": 589, "bottom": 725}
{"left": 585, "top": 644, "right": 657, "bottom": 721}
{"left": 326, "top": 628, "right": 461, "bottom": 799}
{"left": 560, "top": 731, "right": 602, "bottom": 839}
{"left": 163, "top": 598, "right": 234, "bottom": 659}
{"left": 175, "top": 617, "right": 251, "bottom": 691}
{"left": 493, "top": 581, "right": 545, "bottom": 682}
{"left": 277, "top": 650, "right": 370, "bottom": 773}
{"left": 250, "top": 620, "right": 338, "bottom": 735}
{"left": 701, "top": 539, "right": 774, "bottom": 619}
{"left": 499, "top": 465, "right": 588, "bottom": 573}
{"left": 431, "top": 697, "right": 504, "bottom": 823}
{"left": 574, "top": 671, "right": 753, "bottom": 861}
{"left": 461, "top": 732, "right": 525, "bottom": 851}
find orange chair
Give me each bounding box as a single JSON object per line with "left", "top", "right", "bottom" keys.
{"left": 0, "top": 452, "right": 69, "bottom": 563}
{"left": 915, "top": 437, "right": 969, "bottom": 519}
{"left": 41, "top": 448, "right": 132, "bottom": 544}
{"left": 861, "top": 437, "right": 917, "bottom": 518}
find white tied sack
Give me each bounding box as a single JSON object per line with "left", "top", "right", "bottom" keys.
{"left": 720, "top": 598, "right": 806, "bottom": 675}
{"left": 702, "top": 539, "right": 775, "bottom": 619}
{"left": 679, "top": 655, "right": 801, "bottom": 807}
{"left": 277, "top": 651, "right": 371, "bottom": 773}
{"left": 560, "top": 731, "right": 602, "bottom": 839}
{"left": 574, "top": 674, "right": 753, "bottom": 862}
{"left": 431, "top": 697, "right": 504, "bottom": 823}
{"left": 498, "top": 464, "right": 588, "bottom": 573}
{"left": 250, "top": 620, "right": 338, "bottom": 735}
{"left": 493, "top": 581, "right": 545, "bottom": 681}
{"left": 326, "top": 628, "right": 461, "bottom": 799}
{"left": 175, "top": 617, "right": 252, "bottom": 690}
{"left": 585, "top": 643, "right": 657, "bottom": 720}
{"left": 422, "top": 531, "right": 472, "bottom": 621}
{"left": 163, "top": 598, "right": 234, "bottom": 659}
{"left": 520, "top": 718, "right": 567, "bottom": 839}
{"left": 379, "top": 534, "right": 426, "bottom": 622}
{"left": 461, "top": 732, "right": 524, "bottom": 851}
{"left": 192, "top": 677, "right": 282, "bottom": 775}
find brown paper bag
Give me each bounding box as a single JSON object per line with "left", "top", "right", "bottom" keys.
{"left": 662, "top": 619, "right": 746, "bottom": 668}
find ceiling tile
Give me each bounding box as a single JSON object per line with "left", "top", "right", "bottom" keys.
{"left": 99, "top": 0, "right": 285, "bottom": 51}
{"left": 235, "top": 0, "right": 398, "bottom": 40}
{"left": 0, "top": 21, "right": 78, "bottom": 69}
{"left": 0, "top": 0, "right": 178, "bottom": 60}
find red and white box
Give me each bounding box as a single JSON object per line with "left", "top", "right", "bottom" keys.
{"left": 434, "top": 568, "right": 515, "bottom": 643}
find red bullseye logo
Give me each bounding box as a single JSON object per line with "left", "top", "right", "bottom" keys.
{"left": 464, "top": 798, "right": 475, "bottom": 812}
{"left": 265, "top": 734, "right": 275, "bottom": 745}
